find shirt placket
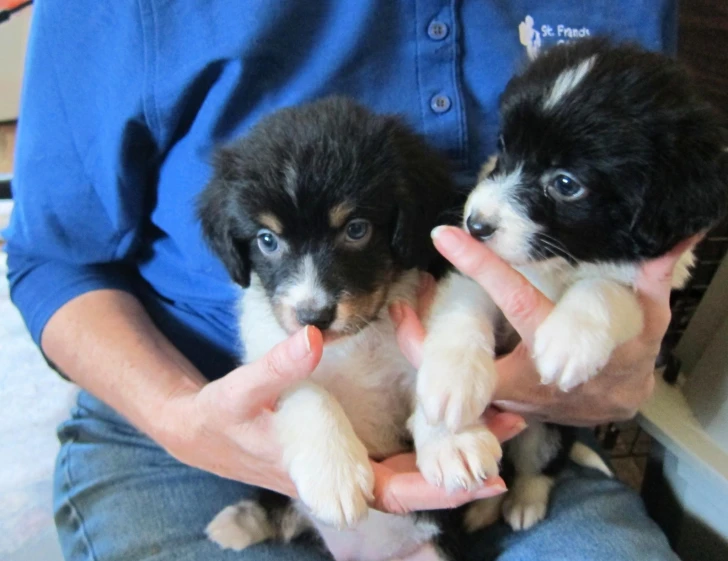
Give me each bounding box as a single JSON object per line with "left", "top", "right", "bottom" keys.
{"left": 415, "top": 0, "right": 467, "bottom": 169}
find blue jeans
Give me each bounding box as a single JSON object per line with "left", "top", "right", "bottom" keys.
{"left": 54, "top": 391, "right": 679, "bottom": 561}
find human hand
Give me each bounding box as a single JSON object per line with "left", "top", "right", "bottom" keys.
{"left": 393, "top": 226, "right": 700, "bottom": 426}
{"left": 157, "top": 326, "right": 323, "bottom": 496}
{"left": 157, "top": 324, "right": 521, "bottom": 512}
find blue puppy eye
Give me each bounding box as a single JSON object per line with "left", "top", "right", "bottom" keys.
{"left": 256, "top": 229, "right": 280, "bottom": 254}
{"left": 546, "top": 173, "right": 587, "bottom": 202}
{"left": 344, "top": 219, "right": 372, "bottom": 244}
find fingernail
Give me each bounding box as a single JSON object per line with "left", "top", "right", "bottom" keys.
{"left": 477, "top": 483, "right": 507, "bottom": 498}
{"left": 431, "top": 226, "right": 463, "bottom": 256}
{"left": 511, "top": 420, "right": 528, "bottom": 435}
{"left": 289, "top": 326, "right": 312, "bottom": 360}
{"left": 389, "top": 302, "right": 404, "bottom": 325}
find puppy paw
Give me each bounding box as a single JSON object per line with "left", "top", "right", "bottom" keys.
{"left": 502, "top": 475, "right": 553, "bottom": 531}
{"left": 206, "top": 501, "right": 273, "bottom": 551}
{"left": 417, "top": 425, "right": 501, "bottom": 493}
{"left": 291, "top": 439, "right": 374, "bottom": 530}
{"left": 464, "top": 495, "right": 506, "bottom": 532}
{"left": 417, "top": 341, "right": 496, "bottom": 431}
{"left": 533, "top": 310, "right": 615, "bottom": 391}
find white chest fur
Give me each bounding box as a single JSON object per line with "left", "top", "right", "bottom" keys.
{"left": 239, "top": 272, "right": 441, "bottom": 560}
{"left": 240, "top": 272, "right": 419, "bottom": 459}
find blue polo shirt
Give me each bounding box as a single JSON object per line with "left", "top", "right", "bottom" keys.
{"left": 5, "top": 0, "right": 677, "bottom": 380}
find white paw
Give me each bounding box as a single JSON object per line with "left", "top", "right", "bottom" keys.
{"left": 206, "top": 501, "right": 273, "bottom": 551}
{"left": 417, "top": 425, "right": 501, "bottom": 493}
{"left": 290, "top": 440, "right": 374, "bottom": 530}
{"left": 417, "top": 341, "right": 496, "bottom": 431}
{"left": 502, "top": 475, "right": 553, "bottom": 531}
{"left": 533, "top": 311, "right": 615, "bottom": 392}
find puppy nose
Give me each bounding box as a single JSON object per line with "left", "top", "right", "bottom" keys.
{"left": 466, "top": 214, "right": 498, "bottom": 240}
{"left": 295, "top": 305, "right": 336, "bottom": 330}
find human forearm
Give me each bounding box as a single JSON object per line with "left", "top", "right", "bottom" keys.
{"left": 40, "top": 289, "right": 207, "bottom": 442}
{"left": 40, "top": 288, "right": 519, "bottom": 513}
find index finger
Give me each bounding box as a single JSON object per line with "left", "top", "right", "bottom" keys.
{"left": 231, "top": 326, "right": 323, "bottom": 418}
{"left": 371, "top": 461, "right": 506, "bottom": 514}
{"left": 431, "top": 226, "right": 554, "bottom": 343}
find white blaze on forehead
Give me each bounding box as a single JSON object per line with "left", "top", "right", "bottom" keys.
{"left": 280, "top": 254, "right": 331, "bottom": 308}
{"left": 543, "top": 55, "right": 597, "bottom": 110}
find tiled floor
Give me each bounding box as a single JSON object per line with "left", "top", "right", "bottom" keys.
{"left": 599, "top": 420, "right": 653, "bottom": 491}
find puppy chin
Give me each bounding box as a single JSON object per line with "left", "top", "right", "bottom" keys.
{"left": 482, "top": 235, "right": 534, "bottom": 266}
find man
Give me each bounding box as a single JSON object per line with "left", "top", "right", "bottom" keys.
{"left": 6, "top": 1, "right": 682, "bottom": 559}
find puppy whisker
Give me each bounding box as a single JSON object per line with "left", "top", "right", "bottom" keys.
{"left": 535, "top": 233, "right": 579, "bottom": 265}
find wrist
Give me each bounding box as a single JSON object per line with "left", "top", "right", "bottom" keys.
{"left": 145, "top": 375, "right": 205, "bottom": 452}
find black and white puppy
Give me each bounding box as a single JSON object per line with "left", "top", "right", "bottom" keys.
{"left": 197, "top": 97, "right": 479, "bottom": 561}
{"left": 417, "top": 38, "right": 728, "bottom": 531}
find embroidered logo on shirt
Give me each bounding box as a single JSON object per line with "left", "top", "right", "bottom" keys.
{"left": 519, "top": 15, "right": 592, "bottom": 59}
{"left": 519, "top": 15, "right": 542, "bottom": 60}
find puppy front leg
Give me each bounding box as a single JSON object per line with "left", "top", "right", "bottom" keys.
{"left": 534, "top": 278, "right": 643, "bottom": 391}
{"left": 276, "top": 381, "right": 374, "bottom": 529}
{"left": 501, "top": 423, "right": 557, "bottom": 531}
{"left": 409, "top": 404, "right": 501, "bottom": 492}
{"left": 413, "top": 273, "right": 502, "bottom": 491}
{"left": 417, "top": 273, "right": 500, "bottom": 431}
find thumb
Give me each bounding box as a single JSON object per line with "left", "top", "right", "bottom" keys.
{"left": 390, "top": 302, "right": 426, "bottom": 368}
{"left": 492, "top": 343, "right": 547, "bottom": 410}
{"left": 229, "top": 326, "right": 324, "bottom": 419}
{"left": 636, "top": 233, "right": 703, "bottom": 343}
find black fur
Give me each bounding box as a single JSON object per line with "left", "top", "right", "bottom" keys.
{"left": 198, "top": 97, "right": 458, "bottom": 301}
{"left": 463, "top": 38, "right": 728, "bottom": 533}
{"left": 494, "top": 37, "right": 728, "bottom": 263}
{"left": 197, "top": 97, "right": 464, "bottom": 560}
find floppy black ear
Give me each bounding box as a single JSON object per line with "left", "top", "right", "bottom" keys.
{"left": 387, "top": 121, "right": 460, "bottom": 271}
{"left": 634, "top": 119, "right": 728, "bottom": 256}
{"left": 391, "top": 198, "right": 421, "bottom": 269}
{"left": 197, "top": 148, "right": 252, "bottom": 287}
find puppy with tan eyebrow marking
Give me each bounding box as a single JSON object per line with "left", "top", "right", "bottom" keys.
{"left": 197, "top": 97, "right": 485, "bottom": 561}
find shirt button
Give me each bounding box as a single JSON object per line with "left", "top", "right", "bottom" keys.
{"left": 427, "top": 20, "right": 449, "bottom": 40}
{"left": 430, "top": 94, "right": 452, "bottom": 114}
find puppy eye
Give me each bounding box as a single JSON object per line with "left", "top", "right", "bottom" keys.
{"left": 344, "top": 219, "right": 372, "bottom": 245}
{"left": 546, "top": 173, "right": 587, "bottom": 202}
{"left": 256, "top": 229, "right": 280, "bottom": 254}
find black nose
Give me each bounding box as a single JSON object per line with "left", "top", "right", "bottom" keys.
{"left": 466, "top": 214, "right": 497, "bottom": 240}
{"left": 295, "top": 305, "right": 336, "bottom": 330}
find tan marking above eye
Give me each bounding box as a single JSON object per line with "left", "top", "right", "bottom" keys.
{"left": 329, "top": 202, "right": 354, "bottom": 229}
{"left": 258, "top": 213, "right": 283, "bottom": 234}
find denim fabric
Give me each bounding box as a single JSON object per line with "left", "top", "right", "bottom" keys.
{"left": 54, "top": 391, "right": 679, "bottom": 561}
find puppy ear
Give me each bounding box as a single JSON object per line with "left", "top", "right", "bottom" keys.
{"left": 197, "top": 148, "right": 252, "bottom": 287}
{"left": 391, "top": 199, "right": 421, "bottom": 269}
{"left": 387, "top": 121, "right": 460, "bottom": 270}
{"left": 634, "top": 120, "right": 728, "bottom": 255}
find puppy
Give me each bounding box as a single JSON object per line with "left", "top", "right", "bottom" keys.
{"left": 417, "top": 38, "right": 728, "bottom": 531}
{"left": 197, "top": 97, "right": 484, "bottom": 561}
